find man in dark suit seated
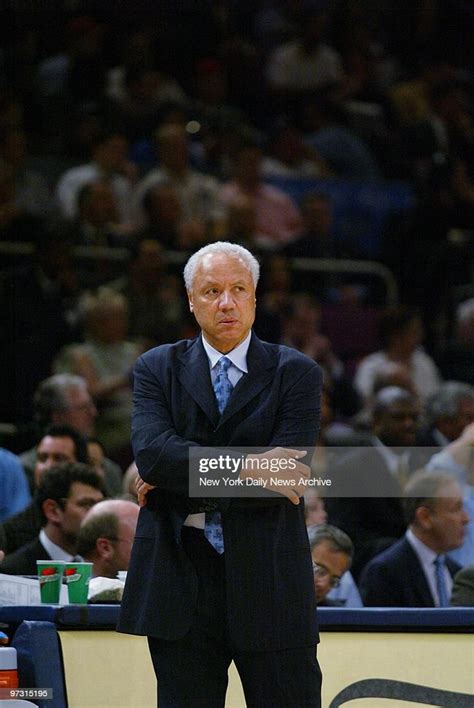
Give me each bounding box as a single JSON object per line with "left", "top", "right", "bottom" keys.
{"left": 118, "top": 241, "right": 323, "bottom": 707}
{"left": 307, "top": 524, "right": 354, "bottom": 606}
{"left": 0, "top": 425, "right": 88, "bottom": 555}
{"left": 359, "top": 469, "right": 468, "bottom": 607}
{"left": 418, "top": 381, "right": 474, "bottom": 447}
{"left": 325, "top": 386, "right": 427, "bottom": 579}
{"left": 0, "top": 463, "right": 105, "bottom": 575}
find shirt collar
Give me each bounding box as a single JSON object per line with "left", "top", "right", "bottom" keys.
{"left": 39, "top": 528, "right": 80, "bottom": 562}
{"left": 201, "top": 331, "right": 251, "bottom": 374}
{"left": 406, "top": 527, "right": 439, "bottom": 566}
{"left": 371, "top": 436, "right": 409, "bottom": 475}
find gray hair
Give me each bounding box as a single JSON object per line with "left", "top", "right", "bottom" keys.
{"left": 34, "top": 374, "right": 89, "bottom": 426}
{"left": 183, "top": 241, "right": 260, "bottom": 292}
{"left": 372, "top": 386, "right": 417, "bottom": 419}
{"left": 307, "top": 524, "right": 354, "bottom": 559}
{"left": 426, "top": 381, "right": 474, "bottom": 424}
{"left": 403, "top": 469, "right": 460, "bottom": 525}
{"left": 456, "top": 298, "right": 474, "bottom": 325}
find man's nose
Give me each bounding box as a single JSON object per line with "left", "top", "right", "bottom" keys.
{"left": 218, "top": 290, "right": 235, "bottom": 308}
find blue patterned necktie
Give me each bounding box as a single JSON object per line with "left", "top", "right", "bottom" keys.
{"left": 213, "top": 356, "right": 233, "bottom": 414}
{"left": 204, "top": 357, "right": 233, "bottom": 554}
{"left": 434, "top": 555, "right": 449, "bottom": 607}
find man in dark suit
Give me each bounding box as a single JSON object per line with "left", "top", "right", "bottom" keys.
{"left": 118, "top": 242, "right": 323, "bottom": 707}
{"left": 0, "top": 425, "right": 88, "bottom": 555}
{"left": 325, "top": 386, "right": 429, "bottom": 579}
{"left": 0, "top": 463, "right": 105, "bottom": 575}
{"left": 359, "top": 470, "right": 468, "bottom": 607}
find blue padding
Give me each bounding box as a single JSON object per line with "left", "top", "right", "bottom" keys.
{"left": 12, "top": 621, "right": 67, "bottom": 708}
{"left": 266, "top": 177, "right": 415, "bottom": 258}
{"left": 317, "top": 607, "right": 474, "bottom": 629}
{"left": 1, "top": 606, "right": 473, "bottom": 632}
{"left": 0, "top": 606, "right": 62, "bottom": 623}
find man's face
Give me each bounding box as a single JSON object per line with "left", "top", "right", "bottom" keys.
{"left": 111, "top": 508, "right": 139, "bottom": 572}
{"left": 440, "top": 398, "right": 474, "bottom": 441}
{"left": 311, "top": 540, "right": 350, "bottom": 603}
{"left": 54, "top": 388, "right": 97, "bottom": 436}
{"left": 35, "top": 436, "right": 77, "bottom": 486}
{"left": 188, "top": 253, "right": 256, "bottom": 353}
{"left": 374, "top": 400, "right": 420, "bottom": 447}
{"left": 57, "top": 482, "right": 104, "bottom": 543}
{"left": 425, "top": 481, "right": 469, "bottom": 552}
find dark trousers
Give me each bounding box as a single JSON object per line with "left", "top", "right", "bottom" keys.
{"left": 148, "top": 527, "right": 322, "bottom": 708}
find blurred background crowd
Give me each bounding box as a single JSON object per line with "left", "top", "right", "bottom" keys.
{"left": 1, "top": 0, "right": 474, "bottom": 605}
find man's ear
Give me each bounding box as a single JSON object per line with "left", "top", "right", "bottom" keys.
{"left": 415, "top": 505, "right": 433, "bottom": 531}
{"left": 188, "top": 291, "right": 194, "bottom": 312}
{"left": 43, "top": 498, "right": 62, "bottom": 524}
{"left": 96, "top": 537, "right": 115, "bottom": 559}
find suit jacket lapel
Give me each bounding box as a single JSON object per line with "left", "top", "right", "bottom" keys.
{"left": 177, "top": 337, "right": 220, "bottom": 428}
{"left": 217, "top": 334, "right": 276, "bottom": 428}
{"left": 404, "top": 540, "right": 435, "bottom": 606}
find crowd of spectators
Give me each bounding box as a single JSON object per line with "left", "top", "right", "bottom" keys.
{"left": 1, "top": 1, "right": 474, "bottom": 606}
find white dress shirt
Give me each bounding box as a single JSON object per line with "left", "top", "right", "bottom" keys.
{"left": 405, "top": 528, "right": 452, "bottom": 606}
{"left": 184, "top": 332, "right": 251, "bottom": 529}
{"left": 39, "top": 528, "right": 81, "bottom": 562}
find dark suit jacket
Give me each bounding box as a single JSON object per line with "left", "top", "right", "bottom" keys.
{"left": 325, "top": 445, "right": 432, "bottom": 579}
{"left": 359, "top": 537, "right": 461, "bottom": 607}
{"left": 0, "top": 537, "right": 50, "bottom": 575}
{"left": 451, "top": 565, "right": 474, "bottom": 607}
{"left": 118, "top": 334, "right": 322, "bottom": 651}
{"left": 0, "top": 502, "right": 42, "bottom": 555}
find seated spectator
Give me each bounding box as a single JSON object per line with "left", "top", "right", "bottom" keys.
{"left": 54, "top": 289, "right": 142, "bottom": 466}
{"left": 220, "top": 138, "right": 303, "bottom": 249}
{"left": 286, "top": 192, "right": 347, "bottom": 261}
{"left": 325, "top": 386, "right": 428, "bottom": 579}
{"left": 105, "top": 31, "right": 187, "bottom": 110}
{"left": 55, "top": 129, "right": 136, "bottom": 225}
{"left": 352, "top": 360, "right": 417, "bottom": 435}
{"left": 104, "top": 238, "right": 184, "bottom": 347}
{"left": 261, "top": 124, "right": 329, "bottom": 180}
{"left": 438, "top": 299, "right": 474, "bottom": 386}
{"left": 281, "top": 293, "right": 344, "bottom": 387}
{"left": 141, "top": 182, "right": 203, "bottom": 250}
{"left": 0, "top": 448, "right": 31, "bottom": 522}
{"left": 354, "top": 306, "right": 441, "bottom": 404}
{"left": 110, "top": 64, "right": 187, "bottom": 143}
{"left": 69, "top": 181, "right": 132, "bottom": 248}
{"left": 427, "top": 422, "right": 474, "bottom": 567}
{"left": 300, "top": 95, "right": 380, "bottom": 181}
{"left": 0, "top": 163, "right": 44, "bottom": 242}
{"left": 359, "top": 470, "right": 468, "bottom": 607}
{"left": 20, "top": 374, "right": 123, "bottom": 497}
{"left": 307, "top": 524, "right": 361, "bottom": 607}
{"left": 76, "top": 499, "right": 139, "bottom": 578}
{"left": 451, "top": 565, "right": 474, "bottom": 606}
{"left": 390, "top": 55, "right": 456, "bottom": 127}
{"left": 266, "top": 10, "right": 343, "bottom": 95}
{"left": 132, "top": 123, "right": 224, "bottom": 238}
{"left": 0, "top": 126, "right": 52, "bottom": 216}
{"left": 0, "top": 227, "right": 80, "bottom": 423}
{"left": 0, "top": 463, "right": 104, "bottom": 575}
{"left": 420, "top": 381, "right": 474, "bottom": 447}
{"left": 0, "top": 425, "right": 88, "bottom": 555}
